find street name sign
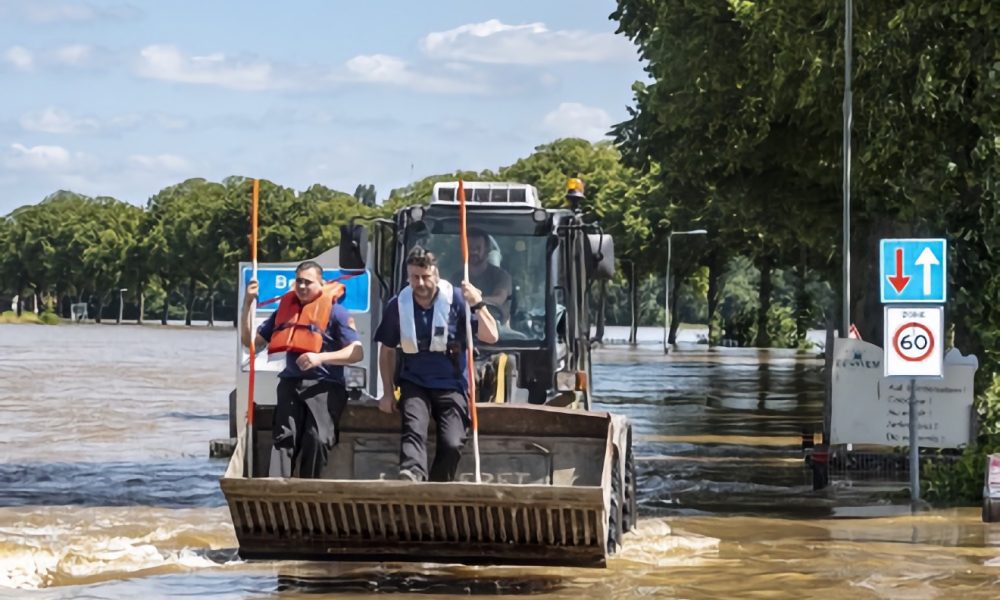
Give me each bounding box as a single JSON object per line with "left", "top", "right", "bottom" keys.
{"left": 240, "top": 266, "right": 370, "bottom": 313}
{"left": 880, "top": 238, "right": 947, "bottom": 303}
{"left": 884, "top": 305, "right": 943, "bottom": 378}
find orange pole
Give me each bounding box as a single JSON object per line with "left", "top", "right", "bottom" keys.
{"left": 246, "top": 178, "right": 259, "bottom": 477}
{"left": 458, "top": 179, "right": 481, "bottom": 482}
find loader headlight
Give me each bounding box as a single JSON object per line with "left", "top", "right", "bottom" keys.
{"left": 555, "top": 370, "right": 575, "bottom": 392}
{"left": 345, "top": 366, "right": 367, "bottom": 390}
{"left": 555, "top": 370, "right": 588, "bottom": 392}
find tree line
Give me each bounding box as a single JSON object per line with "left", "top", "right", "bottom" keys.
{"left": 0, "top": 140, "right": 833, "bottom": 345}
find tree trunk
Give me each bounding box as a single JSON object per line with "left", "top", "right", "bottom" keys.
{"left": 208, "top": 287, "right": 216, "bottom": 327}
{"left": 594, "top": 279, "right": 607, "bottom": 343}
{"left": 138, "top": 283, "right": 145, "bottom": 325}
{"left": 795, "top": 246, "right": 809, "bottom": 345}
{"left": 628, "top": 262, "right": 638, "bottom": 345}
{"left": 185, "top": 277, "right": 196, "bottom": 326}
{"left": 15, "top": 281, "right": 23, "bottom": 317}
{"left": 668, "top": 268, "right": 684, "bottom": 344}
{"left": 706, "top": 248, "right": 723, "bottom": 346}
{"left": 754, "top": 252, "right": 773, "bottom": 348}
{"left": 161, "top": 290, "right": 169, "bottom": 325}
{"left": 95, "top": 299, "right": 104, "bottom": 324}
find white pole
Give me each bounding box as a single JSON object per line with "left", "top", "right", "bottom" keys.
{"left": 664, "top": 233, "right": 673, "bottom": 354}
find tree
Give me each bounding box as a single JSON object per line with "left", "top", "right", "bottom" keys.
{"left": 353, "top": 183, "right": 377, "bottom": 207}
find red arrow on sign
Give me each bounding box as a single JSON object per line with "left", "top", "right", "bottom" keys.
{"left": 887, "top": 248, "right": 910, "bottom": 293}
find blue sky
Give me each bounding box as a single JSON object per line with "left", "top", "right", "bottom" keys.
{"left": 0, "top": 0, "right": 646, "bottom": 214}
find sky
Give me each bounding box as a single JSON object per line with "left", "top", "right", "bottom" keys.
{"left": 0, "top": 0, "right": 647, "bottom": 215}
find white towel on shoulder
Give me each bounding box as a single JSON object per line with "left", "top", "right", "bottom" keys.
{"left": 398, "top": 279, "right": 454, "bottom": 354}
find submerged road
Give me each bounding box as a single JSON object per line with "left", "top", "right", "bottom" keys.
{"left": 0, "top": 324, "right": 998, "bottom": 598}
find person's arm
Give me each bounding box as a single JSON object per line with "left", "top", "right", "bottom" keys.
{"left": 482, "top": 269, "right": 513, "bottom": 308}
{"left": 296, "top": 305, "right": 364, "bottom": 370}
{"left": 461, "top": 281, "right": 498, "bottom": 344}
{"left": 296, "top": 343, "right": 363, "bottom": 370}
{"left": 378, "top": 344, "right": 397, "bottom": 413}
{"left": 240, "top": 280, "right": 267, "bottom": 350}
{"left": 373, "top": 300, "right": 400, "bottom": 413}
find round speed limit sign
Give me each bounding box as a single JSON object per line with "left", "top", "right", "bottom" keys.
{"left": 884, "top": 306, "right": 943, "bottom": 377}
{"left": 893, "top": 321, "right": 934, "bottom": 362}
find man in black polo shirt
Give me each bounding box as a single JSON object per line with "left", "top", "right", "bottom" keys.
{"left": 375, "top": 247, "right": 499, "bottom": 482}
{"left": 451, "top": 228, "right": 513, "bottom": 323}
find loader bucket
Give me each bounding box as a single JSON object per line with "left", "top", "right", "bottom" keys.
{"left": 221, "top": 404, "right": 619, "bottom": 567}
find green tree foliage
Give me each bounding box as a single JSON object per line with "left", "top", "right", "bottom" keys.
{"left": 353, "top": 183, "right": 377, "bottom": 207}
{"left": 611, "top": 0, "right": 1000, "bottom": 500}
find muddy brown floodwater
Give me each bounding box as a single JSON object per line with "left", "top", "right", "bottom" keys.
{"left": 1, "top": 324, "right": 998, "bottom": 598}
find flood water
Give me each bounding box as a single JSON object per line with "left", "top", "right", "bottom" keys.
{"left": 1, "top": 324, "right": 998, "bottom": 598}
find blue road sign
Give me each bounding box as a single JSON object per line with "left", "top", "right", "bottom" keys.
{"left": 880, "top": 238, "right": 947, "bottom": 303}
{"left": 241, "top": 266, "right": 370, "bottom": 313}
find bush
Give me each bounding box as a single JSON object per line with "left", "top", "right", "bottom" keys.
{"left": 0, "top": 310, "right": 40, "bottom": 324}
{"left": 924, "top": 375, "right": 1000, "bottom": 503}
{"left": 39, "top": 311, "right": 61, "bottom": 325}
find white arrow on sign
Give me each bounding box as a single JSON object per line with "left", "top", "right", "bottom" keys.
{"left": 914, "top": 247, "right": 940, "bottom": 296}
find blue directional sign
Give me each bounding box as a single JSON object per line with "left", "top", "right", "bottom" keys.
{"left": 879, "top": 238, "right": 947, "bottom": 303}
{"left": 241, "top": 266, "right": 370, "bottom": 313}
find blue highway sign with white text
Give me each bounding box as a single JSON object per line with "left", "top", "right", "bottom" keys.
{"left": 241, "top": 266, "right": 370, "bottom": 313}
{"left": 879, "top": 238, "right": 947, "bottom": 303}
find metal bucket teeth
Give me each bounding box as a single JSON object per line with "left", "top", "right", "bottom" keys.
{"left": 221, "top": 478, "right": 608, "bottom": 567}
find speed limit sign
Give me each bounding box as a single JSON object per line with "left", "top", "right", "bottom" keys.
{"left": 884, "top": 306, "right": 943, "bottom": 377}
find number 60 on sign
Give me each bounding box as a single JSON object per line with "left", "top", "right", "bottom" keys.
{"left": 884, "top": 306, "right": 944, "bottom": 378}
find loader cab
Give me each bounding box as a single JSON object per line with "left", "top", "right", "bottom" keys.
{"left": 342, "top": 181, "right": 615, "bottom": 407}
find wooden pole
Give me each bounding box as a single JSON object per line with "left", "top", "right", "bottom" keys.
{"left": 246, "top": 178, "right": 259, "bottom": 478}
{"left": 458, "top": 179, "right": 481, "bottom": 483}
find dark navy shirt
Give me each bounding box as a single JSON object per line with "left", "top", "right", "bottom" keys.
{"left": 374, "top": 286, "right": 477, "bottom": 392}
{"left": 258, "top": 302, "right": 359, "bottom": 383}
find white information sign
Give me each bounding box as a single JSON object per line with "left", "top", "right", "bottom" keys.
{"left": 830, "top": 338, "right": 977, "bottom": 448}
{"left": 884, "top": 305, "right": 943, "bottom": 378}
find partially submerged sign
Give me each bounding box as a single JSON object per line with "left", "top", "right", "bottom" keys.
{"left": 830, "top": 338, "right": 977, "bottom": 448}
{"left": 883, "top": 305, "right": 944, "bottom": 378}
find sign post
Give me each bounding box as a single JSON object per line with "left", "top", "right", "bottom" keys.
{"left": 880, "top": 238, "right": 947, "bottom": 503}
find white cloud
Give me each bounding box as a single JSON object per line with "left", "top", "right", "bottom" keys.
{"left": 3, "top": 44, "right": 111, "bottom": 71}
{"left": 135, "top": 44, "right": 283, "bottom": 91}
{"left": 0, "top": 1, "right": 140, "bottom": 24}
{"left": 344, "top": 53, "right": 484, "bottom": 94}
{"left": 128, "top": 153, "right": 191, "bottom": 172}
{"left": 4, "top": 46, "right": 34, "bottom": 70}
{"left": 542, "top": 102, "right": 612, "bottom": 141}
{"left": 421, "top": 19, "right": 635, "bottom": 65}
{"left": 52, "top": 44, "right": 94, "bottom": 66}
{"left": 4, "top": 143, "right": 95, "bottom": 171}
{"left": 132, "top": 43, "right": 485, "bottom": 95}
{"left": 20, "top": 108, "right": 100, "bottom": 134}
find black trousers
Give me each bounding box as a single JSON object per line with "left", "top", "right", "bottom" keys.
{"left": 270, "top": 378, "right": 347, "bottom": 478}
{"left": 398, "top": 383, "right": 469, "bottom": 482}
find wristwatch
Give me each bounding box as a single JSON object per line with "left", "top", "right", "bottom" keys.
{"left": 470, "top": 300, "right": 486, "bottom": 312}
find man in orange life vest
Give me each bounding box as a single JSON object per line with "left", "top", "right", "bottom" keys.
{"left": 375, "top": 247, "right": 498, "bottom": 482}
{"left": 241, "top": 260, "right": 363, "bottom": 478}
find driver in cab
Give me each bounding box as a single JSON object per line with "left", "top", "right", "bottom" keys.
{"left": 453, "top": 228, "right": 512, "bottom": 323}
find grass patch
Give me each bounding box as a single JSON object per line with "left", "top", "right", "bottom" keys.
{"left": 0, "top": 311, "right": 61, "bottom": 324}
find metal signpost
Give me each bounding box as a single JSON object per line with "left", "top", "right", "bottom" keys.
{"left": 880, "top": 238, "right": 947, "bottom": 502}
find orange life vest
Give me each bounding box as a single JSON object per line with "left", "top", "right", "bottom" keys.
{"left": 268, "top": 282, "right": 345, "bottom": 355}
